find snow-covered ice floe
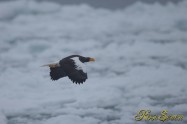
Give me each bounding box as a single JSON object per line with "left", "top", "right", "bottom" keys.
{"left": 0, "top": 0, "right": 187, "bottom": 124}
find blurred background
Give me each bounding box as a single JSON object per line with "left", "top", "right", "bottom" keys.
{"left": 0, "top": 0, "right": 183, "bottom": 9}
{"left": 0, "top": 0, "right": 187, "bottom": 124}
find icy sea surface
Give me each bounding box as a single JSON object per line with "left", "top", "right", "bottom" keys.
{"left": 0, "top": 1, "right": 187, "bottom": 124}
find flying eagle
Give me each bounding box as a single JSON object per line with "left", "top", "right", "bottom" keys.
{"left": 42, "top": 55, "right": 95, "bottom": 84}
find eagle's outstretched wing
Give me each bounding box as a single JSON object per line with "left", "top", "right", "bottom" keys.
{"left": 50, "top": 67, "right": 66, "bottom": 80}
{"left": 62, "top": 59, "right": 87, "bottom": 84}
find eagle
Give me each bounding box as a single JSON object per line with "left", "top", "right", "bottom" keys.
{"left": 42, "top": 55, "right": 95, "bottom": 84}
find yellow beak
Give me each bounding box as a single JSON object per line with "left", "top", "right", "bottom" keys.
{"left": 89, "top": 58, "right": 95, "bottom": 62}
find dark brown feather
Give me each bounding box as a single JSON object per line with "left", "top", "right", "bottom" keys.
{"left": 50, "top": 67, "right": 66, "bottom": 80}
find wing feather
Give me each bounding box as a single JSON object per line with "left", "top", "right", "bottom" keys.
{"left": 50, "top": 67, "right": 66, "bottom": 80}
{"left": 62, "top": 59, "right": 87, "bottom": 84}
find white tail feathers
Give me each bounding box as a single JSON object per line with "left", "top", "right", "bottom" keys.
{"left": 41, "top": 63, "right": 60, "bottom": 68}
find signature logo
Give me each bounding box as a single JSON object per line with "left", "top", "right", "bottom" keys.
{"left": 135, "top": 110, "right": 184, "bottom": 122}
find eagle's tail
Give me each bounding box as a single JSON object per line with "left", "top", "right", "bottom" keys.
{"left": 41, "top": 63, "right": 60, "bottom": 68}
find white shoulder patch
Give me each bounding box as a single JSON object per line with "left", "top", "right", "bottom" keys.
{"left": 71, "top": 57, "right": 87, "bottom": 73}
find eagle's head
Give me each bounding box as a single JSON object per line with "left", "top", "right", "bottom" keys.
{"left": 79, "top": 56, "right": 95, "bottom": 63}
